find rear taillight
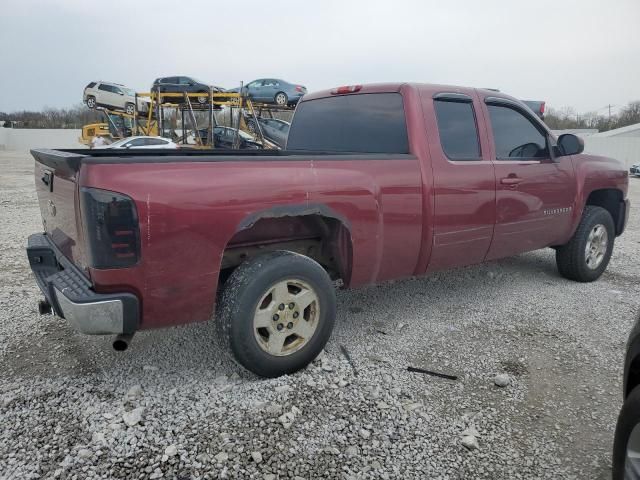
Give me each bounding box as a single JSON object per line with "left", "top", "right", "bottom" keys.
{"left": 295, "top": 85, "right": 304, "bottom": 92}
{"left": 540, "top": 102, "right": 546, "bottom": 114}
{"left": 331, "top": 85, "right": 362, "bottom": 95}
{"left": 80, "top": 187, "right": 140, "bottom": 268}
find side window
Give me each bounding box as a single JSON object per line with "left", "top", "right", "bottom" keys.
{"left": 179, "top": 77, "right": 193, "bottom": 85}
{"left": 98, "top": 84, "right": 111, "bottom": 92}
{"left": 433, "top": 100, "right": 481, "bottom": 160}
{"left": 145, "top": 138, "right": 165, "bottom": 146}
{"left": 487, "top": 104, "right": 549, "bottom": 159}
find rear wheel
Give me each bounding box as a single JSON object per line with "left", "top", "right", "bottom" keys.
{"left": 613, "top": 385, "right": 640, "bottom": 479}
{"left": 197, "top": 92, "right": 208, "bottom": 104}
{"left": 217, "top": 251, "right": 336, "bottom": 377}
{"left": 274, "top": 92, "right": 288, "bottom": 106}
{"left": 555, "top": 206, "right": 614, "bottom": 282}
{"left": 86, "top": 96, "right": 96, "bottom": 109}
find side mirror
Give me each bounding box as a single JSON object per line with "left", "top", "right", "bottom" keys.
{"left": 125, "top": 144, "right": 132, "bottom": 149}
{"left": 557, "top": 134, "right": 584, "bottom": 156}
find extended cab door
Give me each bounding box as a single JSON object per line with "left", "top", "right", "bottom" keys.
{"left": 481, "top": 96, "right": 576, "bottom": 260}
{"left": 422, "top": 91, "right": 496, "bottom": 272}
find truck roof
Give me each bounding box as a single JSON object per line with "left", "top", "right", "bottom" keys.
{"left": 303, "top": 82, "right": 521, "bottom": 104}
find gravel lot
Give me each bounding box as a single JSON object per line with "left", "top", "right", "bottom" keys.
{"left": 1, "top": 150, "right": 639, "bottom": 480}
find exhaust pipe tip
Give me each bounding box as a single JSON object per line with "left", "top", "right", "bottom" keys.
{"left": 113, "top": 333, "right": 134, "bottom": 352}
{"left": 38, "top": 299, "right": 52, "bottom": 315}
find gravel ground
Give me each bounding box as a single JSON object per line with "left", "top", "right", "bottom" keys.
{"left": 1, "top": 150, "right": 639, "bottom": 480}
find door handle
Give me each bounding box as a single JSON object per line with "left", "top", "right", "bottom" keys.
{"left": 500, "top": 176, "right": 523, "bottom": 186}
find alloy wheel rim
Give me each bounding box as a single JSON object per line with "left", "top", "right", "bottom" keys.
{"left": 625, "top": 423, "right": 640, "bottom": 479}
{"left": 253, "top": 279, "right": 319, "bottom": 357}
{"left": 276, "top": 94, "right": 286, "bottom": 105}
{"left": 584, "top": 224, "right": 608, "bottom": 269}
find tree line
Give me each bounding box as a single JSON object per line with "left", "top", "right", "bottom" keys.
{"left": 2, "top": 100, "right": 639, "bottom": 132}
{"left": 543, "top": 101, "right": 640, "bottom": 131}
{"left": 0, "top": 104, "right": 102, "bottom": 129}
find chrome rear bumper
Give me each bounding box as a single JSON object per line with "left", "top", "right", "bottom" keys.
{"left": 26, "top": 233, "right": 139, "bottom": 335}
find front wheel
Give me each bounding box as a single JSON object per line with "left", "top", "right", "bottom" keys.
{"left": 125, "top": 103, "right": 135, "bottom": 115}
{"left": 274, "top": 92, "right": 288, "bottom": 106}
{"left": 555, "top": 205, "right": 614, "bottom": 282}
{"left": 613, "top": 385, "right": 640, "bottom": 479}
{"left": 197, "top": 93, "right": 208, "bottom": 104}
{"left": 217, "top": 251, "right": 336, "bottom": 377}
{"left": 86, "top": 96, "right": 96, "bottom": 109}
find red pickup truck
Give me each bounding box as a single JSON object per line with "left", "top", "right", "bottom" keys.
{"left": 27, "top": 83, "right": 629, "bottom": 377}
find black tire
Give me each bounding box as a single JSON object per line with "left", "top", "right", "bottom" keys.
{"left": 86, "top": 96, "right": 96, "bottom": 109}
{"left": 246, "top": 120, "right": 257, "bottom": 134}
{"left": 125, "top": 103, "right": 135, "bottom": 115}
{"left": 217, "top": 250, "right": 336, "bottom": 378}
{"left": 613, "top": 385, "right": 640, "bottom": 479}
{"left": 274, "top": 92, "right": 288, "bottom": 106}
{"left": 555, "top": 206, "right": 614, "bottom": 282}
{"left": 197, "top": 92, "right": 208, "bottom": 104}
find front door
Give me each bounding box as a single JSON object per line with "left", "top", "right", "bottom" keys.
{"left": 482, "top": 98, "right": 576, "bottom": 260}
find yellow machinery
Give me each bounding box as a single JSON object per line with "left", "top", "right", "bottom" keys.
{"left": 80, "top": 87, "right": 295, "bottom": 149}
{"left": 79, "top": 108, "right": 158, "bottom": 144}
{"left": 78, "top": 122, "right": 110, "bottom": 145}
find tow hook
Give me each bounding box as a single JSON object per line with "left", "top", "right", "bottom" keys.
{"left": 38, "top": 299, "right": 52, "bottom": 315}
{"left": 113, "top": 333, "right": 134, "bottom": 352}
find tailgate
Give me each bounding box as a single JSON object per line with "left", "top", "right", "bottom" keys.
{"left": 32, "top": 149, "right": 87, "bottom": 270}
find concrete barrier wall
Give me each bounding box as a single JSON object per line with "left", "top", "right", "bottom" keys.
{"left": 583, "top": 137, "right": 640, "bottom": 168}
{"left": 0, "top": 129, "right": 84, "bottom": 151}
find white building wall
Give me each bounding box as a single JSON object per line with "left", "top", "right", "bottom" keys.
{"left": 0, "top": 129, "right": 84, "bottom": 151}
{"left": 583, "top": 137, "right": 640, "bottom": 167}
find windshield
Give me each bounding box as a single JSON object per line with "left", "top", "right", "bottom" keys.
{"left": 122, "top": 88, "right": 136, "bottom": 96}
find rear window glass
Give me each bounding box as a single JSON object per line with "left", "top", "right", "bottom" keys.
{"left": 86, "top": 82, "right": 96, "bottom": 89}
{"left": 287, "top": 93, "right": 409, "bottom": 153}
{"left": 434, "top": 100, "right": 481, "bottom": 160}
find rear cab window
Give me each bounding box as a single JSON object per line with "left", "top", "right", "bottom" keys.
{"left": 433, "top": 98, "right": 481, "bottom": 160}
{"left": 287, "top": 93, "right": 409, "bottom": 153}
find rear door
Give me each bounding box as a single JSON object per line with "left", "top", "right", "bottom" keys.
{"left": 33, "top": 152, "right": 87, "bottom": 269}
{"left": 481, "top": 96, "right": 576, "bottom": 260}
{"left": 422, "top": 91, "right": 496, "bottom": 271}
{"left": 261, "top": 79, "right": 279, "bottom": 102}
{"left": 97, "top": 84, "right": 119, "bottom": 108}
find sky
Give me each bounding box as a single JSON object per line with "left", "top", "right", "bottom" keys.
{"left": 0, "top": 0, "right": 638, "bottom": 114}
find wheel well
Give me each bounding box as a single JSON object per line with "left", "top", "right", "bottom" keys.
{"left": 585, "top": 189, "right": 623, "bottom": 234}
{"left": 219, "top": 214, "right": 352, "bottom": 288}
